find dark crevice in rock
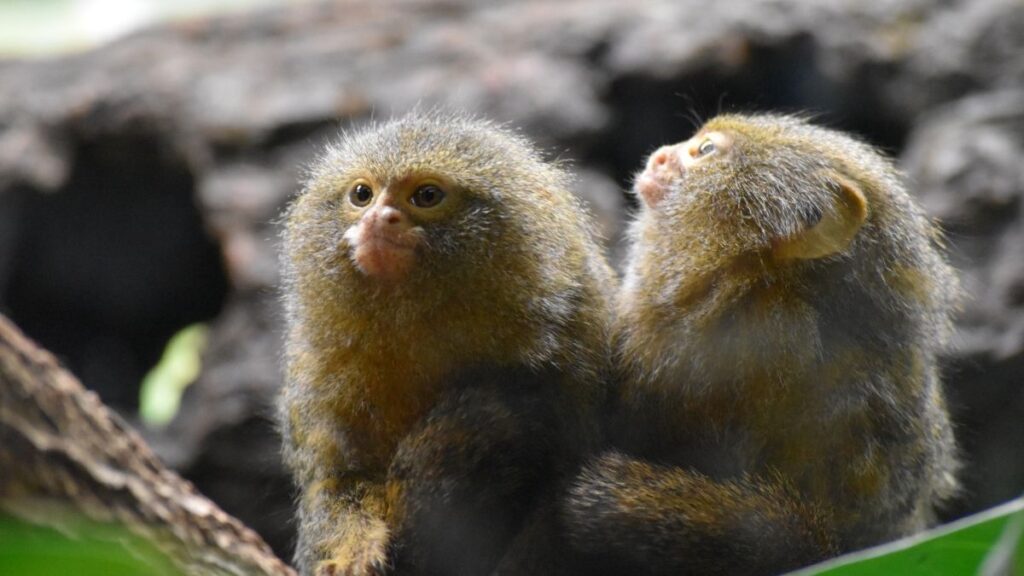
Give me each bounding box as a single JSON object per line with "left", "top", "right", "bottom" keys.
{"left": 592, "top": 36, "right": 829, "bottom": 187}
{"left": 182, "top": 415, "right": 296, "bottom": 559}
{"left": 590, "top": 36, "right": 913, "bottom": 191}
{"left": 941, "top": 352, "right": 1024, "bottom": 520}
{"left": 1, "top": 132, "right": 229, "bottom": 410}
{"left": 263, "top": 118, "right": 340, "bottom": 152}
{"left": 827, "top": 63, "right": 914, "bottom": 156}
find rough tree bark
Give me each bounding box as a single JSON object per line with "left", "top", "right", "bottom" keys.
{"left": 0, "top": 312, "right": 295, "bottom": 576}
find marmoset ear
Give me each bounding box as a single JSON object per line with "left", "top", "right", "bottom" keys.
{"left": 773, "top": 174, "right": 868, "bottom": 261}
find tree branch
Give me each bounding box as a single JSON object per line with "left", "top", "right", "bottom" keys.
{"left": 0, "top": 313, "right": 295, "bottom": 576}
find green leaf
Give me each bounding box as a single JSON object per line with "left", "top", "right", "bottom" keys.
{"left": 0, "top": 513, "right": 179, "bottom": 576}
{"left": 790, "top": 497, "right": 1024, "bottom": 575}
{"left": 138, "top": 323, "right": 208, "bottom": 427}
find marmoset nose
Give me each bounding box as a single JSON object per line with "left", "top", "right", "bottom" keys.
{"left": 649, "top": 145, "right": 682, "bottom": 174}
{"left": 380, "top": 206, "right": 403, "bottom": 226}
{"left": 368, "top": 205, "right": 407, "bottom": 229}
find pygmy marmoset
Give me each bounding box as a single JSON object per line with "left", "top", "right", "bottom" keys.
{"left": 279, "top": 112, "right": 616, "bottom": 576}
{"left": 565, "top": 113, "right": 960, "bottom": 576}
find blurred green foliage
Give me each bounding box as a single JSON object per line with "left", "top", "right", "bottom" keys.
{"left": 0, "top": 0, "right": 313, "bottom": 57}
{"left": 0, "top": 513, "right": 178, "bottom": 576}
{"left": 1, "top": 497, "right": 1020, "bottom": 573}
{"left": 138, "top": 323, "right": 208, "bottom": 426}
{"left": 792, "top": 497, "right": 1024, "bottom": 575}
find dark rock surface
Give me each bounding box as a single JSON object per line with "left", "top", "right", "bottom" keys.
{"left": 1, "top": 0, "right": 1022, "bottom": 559}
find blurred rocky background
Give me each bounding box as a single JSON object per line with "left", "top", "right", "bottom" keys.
{"left": 1, "top": 0, "right": 1022, "bottom": 560}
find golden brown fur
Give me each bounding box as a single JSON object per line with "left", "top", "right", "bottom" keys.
{"left": 565, "top": 114, "right": 960, "bottom": 576}
{"left": 280, "top": 112, "right": 615, "bottom": 576}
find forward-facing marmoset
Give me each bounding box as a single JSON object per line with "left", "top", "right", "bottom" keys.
{"left": 279, "top": 112, "right": 616, "bottom": 576}
{"left": 564, "top": 114, "right": 960, "bottom": 576}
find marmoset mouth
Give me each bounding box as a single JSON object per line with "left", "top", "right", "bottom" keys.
{"left": 635, "top": 172, "right": 670, "bottom": 204}
{"left": 352, "top": 236, "right": 417, "bottom": 281}
{"left": 361, "top": 234, "right": 418, "bottom": 250}
{"left": 635, "top": 145, "right": 684, "bottom": 207}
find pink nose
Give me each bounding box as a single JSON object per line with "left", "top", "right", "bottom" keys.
{"left": 648, "top": 146, "right": 681, "bottom": 173}
{"left": 382, "top": 207, "right": 402, "bottom": 225}
{"left": 373, "top": 206, "right": 405, "bottom": 227}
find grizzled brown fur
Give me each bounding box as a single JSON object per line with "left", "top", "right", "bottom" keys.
{"left": 565, "top": 114, "right": 960, "bottom": 576}
{"left": 280, "top": 113, "right": 616, "bottom": 576}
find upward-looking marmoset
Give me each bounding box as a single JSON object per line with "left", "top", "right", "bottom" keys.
{"left": 565, "top": 114, "right": 960, "bottom": 575}
{"left": 279, "top": 113, "right": 616, "bottom": 576}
